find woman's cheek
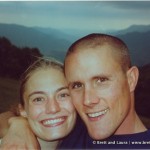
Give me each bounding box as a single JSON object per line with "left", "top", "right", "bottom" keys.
{"left": 27, "top": 106, "right": 43, "bottom": 120}
{"left": 65, "top": 100, "right": 76, "bottom": 113}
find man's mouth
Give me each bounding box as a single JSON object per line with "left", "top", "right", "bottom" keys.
{"left": 41, "top": 117, "right": 66, "bottom": 127}
{"left": 87, "top": 109, "right": 108, "bottom": 118}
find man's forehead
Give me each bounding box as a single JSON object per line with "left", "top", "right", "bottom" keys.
{"left": 67, "top": 45, "right": 117, "bottom": 61}
{"left": 65, "top": 46, "right": 122, "bottom": 78}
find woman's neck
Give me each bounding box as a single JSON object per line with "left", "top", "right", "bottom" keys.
{"left": 37, "top": 137, "right": 59, "bottom": 150}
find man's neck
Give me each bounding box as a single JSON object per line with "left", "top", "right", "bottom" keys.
{"left": 115, "top": 110, "right": 147, "bottom": 135}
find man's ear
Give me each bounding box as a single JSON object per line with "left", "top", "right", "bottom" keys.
{"left": 18, "top": 103, "right": 27, "bottom": 118}
{"left": 127, "top": 66, "right": 139, "bottom": 92}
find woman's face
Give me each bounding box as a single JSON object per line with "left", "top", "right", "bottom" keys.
{"left": 22, "top": 68, "right": 76, "bottom": 141}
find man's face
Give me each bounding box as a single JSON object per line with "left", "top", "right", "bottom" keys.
{"left": 65, "top": 45, "right": 134, "bottom": 140}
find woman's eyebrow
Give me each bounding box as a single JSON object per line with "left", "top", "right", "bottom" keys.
{"left": 28, "top": 87, "right": 69, "bottom": 98}
{"left": 28, "top": 91, "right": 45, "bottom": 98}
{"left": 56, "top": 86, "right": 69, "bottom": 92}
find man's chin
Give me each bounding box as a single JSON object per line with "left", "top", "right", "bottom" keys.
{"left": 88, "top": 128, "right": 111, "bottom": 140}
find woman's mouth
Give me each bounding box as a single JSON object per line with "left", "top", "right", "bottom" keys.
{"left": 41, "top": 116, "right": 67, "bottom": 127}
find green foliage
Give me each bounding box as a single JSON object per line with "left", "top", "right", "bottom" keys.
{"left": 0, "top": 77, "right": 19, "bottom": 113}
{"left": 0, "top": 37, "right": 43, "bottom": 79}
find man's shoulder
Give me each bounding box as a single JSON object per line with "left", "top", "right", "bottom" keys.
{"left": 130, "top": 129, "right": 150, "bottom": 139}
{"left": 86, "top": 130, "right": 150, "bottom": 149}
{"left": 58, "top": 115, "right": 88, "bottom": 149}
{"left": 59, "top": 128, "right": 150, "bottom": 149}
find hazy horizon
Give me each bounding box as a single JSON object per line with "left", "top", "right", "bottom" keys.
{"left": 0, "top": 1, "right": 150, "bottom": 32}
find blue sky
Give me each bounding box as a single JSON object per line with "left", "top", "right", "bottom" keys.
{"left": 0, "top": 1, "right": 150, "bottom": 32}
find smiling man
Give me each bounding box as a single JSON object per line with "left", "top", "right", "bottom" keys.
{"left": 63, "top": 33, "right": 150, "bottom": 149}
{"left": 1, "top": 34, "right": 150, "bottom": 149}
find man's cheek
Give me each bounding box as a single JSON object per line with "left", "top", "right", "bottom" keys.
{"left": 72, "top": 98, "right": 80, "bottom": 108}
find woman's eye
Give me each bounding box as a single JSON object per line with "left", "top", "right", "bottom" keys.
{"left": 60, "top": 93, "right": 70, "bottom": 98}
{"left": 32, "top": 97, "right": 45, "bottom": 104}
{"left": 57, "top": 93, "right": 70, "bottom": 101}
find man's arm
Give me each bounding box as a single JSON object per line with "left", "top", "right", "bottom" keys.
{"left": 0, "top": 116, "right": 40, "bottom": 150}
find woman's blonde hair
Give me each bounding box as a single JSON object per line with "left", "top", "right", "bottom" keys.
{"left": 20, "top": 57, "right": 63, "bottom": 106}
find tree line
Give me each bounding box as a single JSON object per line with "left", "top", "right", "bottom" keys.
{"left": 0, "top": 37, "right": 43, "bottom": 79}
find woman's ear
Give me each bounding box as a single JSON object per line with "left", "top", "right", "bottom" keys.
{"left": 18, "top": 103, "right": 27, "bottom": 118}
{"left": 127, "top": 66, "right": 139, "bottom": 92}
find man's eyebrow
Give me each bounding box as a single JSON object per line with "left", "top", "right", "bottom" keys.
{"left": 91, "top": 74, "right": 111, "bottom": 80}
{"left": 68, "top": 81, "right": 81, "bottom": 87}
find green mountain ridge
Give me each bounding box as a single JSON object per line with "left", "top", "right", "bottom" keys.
{"left": 0, "top": 23, "right": 150, "bottom": 65}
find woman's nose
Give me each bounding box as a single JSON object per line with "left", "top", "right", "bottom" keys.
{"left": 45, "top": 98, "right": 60, "bottom": 114}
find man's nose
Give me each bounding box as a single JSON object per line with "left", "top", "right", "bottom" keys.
{"left": 83, "top": 87, "right": 100, "bottom": 107}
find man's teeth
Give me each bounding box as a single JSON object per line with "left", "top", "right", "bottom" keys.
{"left": 88, "top": 109, "right": 108, "bottom": 118}
{"left": 43, "top": 118, "right": 64, "bottom": 125}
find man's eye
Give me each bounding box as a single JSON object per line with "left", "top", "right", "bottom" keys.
{"left": 72, "top": 82, "right": 83, "bottom": 89}
{"left": 96, "top": 77, "right": 108, "bottom": 84}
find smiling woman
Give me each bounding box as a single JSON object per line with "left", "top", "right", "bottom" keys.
{"left": 17, "top": 57, "right": 76, "bottom": 150}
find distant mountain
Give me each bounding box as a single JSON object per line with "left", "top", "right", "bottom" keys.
{"left": 104, "top": 24, "right": 150, "bottom": 66}
{"left": 117, "top": 31, "right": 150, "bottom": 66}
{"left": 0, "top": 23, "right": 150, "bottom": 65}
{"left": 0, "top": 23, "right": 72, "bottom": 61}
{"left": 113, "top": 24, "right": 150, "bottom": 35}
{"left": 33, "top": 26, "right": 76, "bottom": 42}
